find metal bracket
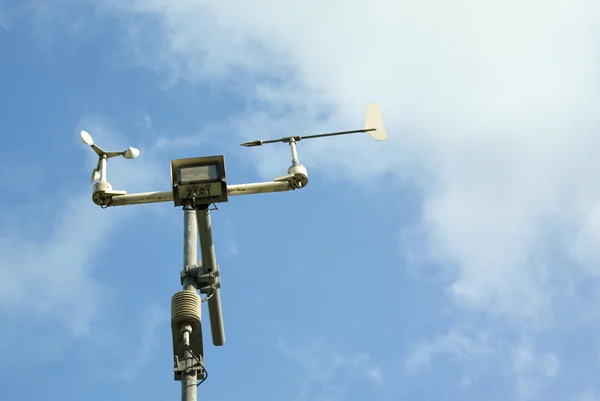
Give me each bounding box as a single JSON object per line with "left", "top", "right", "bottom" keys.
{"left": 274, "top": 173, "right": 307, "bottom": 189}
{"left": 180, "top": 263, "right": 221, "bottom": 294}
{"left": 92, "top": 181, "right": 127, "bottom": 206}
{"left": 173, "top": 354, "right": 205, "bottom": 381}
{"left": 171, "top": 323, "right": 203, "bottom": 372}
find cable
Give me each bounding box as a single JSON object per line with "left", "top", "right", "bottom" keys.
{"left": 185, "top": 345, "right": 208, "bottom": 387}
{"left": 206, "top": 188, "right": 219, "bottom": 211}
{"left": 100, "top": 198, "right": 113, "bottom": 209}
{"left": 201, "top": 292, "right": 214, "bottom": 303}
{"left": 182, "top": 194, "right": 197, "bottom": 211}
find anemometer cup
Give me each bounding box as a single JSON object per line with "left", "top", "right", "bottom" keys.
{"left": 81, "top": 130, "right": 136, "bottom": 206}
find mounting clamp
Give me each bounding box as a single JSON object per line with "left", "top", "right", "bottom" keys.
{"left": 92, "top": 181, "right": 127, "bottom": 206}
{"left": 174, "top": 354, "right": 205, "bottom": 381}
{"left": 181, "top": 262, "right": 222, "bottom": 295}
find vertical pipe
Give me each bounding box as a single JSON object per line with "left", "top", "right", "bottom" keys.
{"left": 289, "top": 140, "right": 300, "bottom": 166}
{"left": 183, "top": 207, "right": 198, "bottom": 291}
{"left": 182, "top": 207, "right": 198, "bottom": 401}
{"left": 99, "top": 156, "right": 107, "bottom": 182}
{"left": 182, "top": 344, "right": 197, "bottom": 401}
{"left": 196, "top": 206, "right": 226, "bottom": 346}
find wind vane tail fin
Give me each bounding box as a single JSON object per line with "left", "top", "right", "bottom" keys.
{"left": 365, "top": 103, "right": 387, "bottom": 141}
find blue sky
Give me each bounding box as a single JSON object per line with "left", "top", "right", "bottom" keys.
{"left": 1, "top": 1, "right": 600, "bottom": 400}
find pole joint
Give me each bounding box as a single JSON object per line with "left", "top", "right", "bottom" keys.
{"left": 174, "top": 353, "right": 205, "bottom": 380}
{"left": 180, "top": 263, "right": 221, "bottom": 295}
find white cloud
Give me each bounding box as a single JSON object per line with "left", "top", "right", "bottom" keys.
{"left": 136, "top": 111, "right": 153, "bottom": 130}
{"left": 511, "top": 342, "right": 560, "bottom": 400}
{"left": 81, "top": 0, "right": 600, "bottom": 327}
{"left": 405, "top": 329, "right": 493, "bottom": 372}
{"left": 0, "top": 194, "right": 112, "bottom": 336}
{"left": 277, "top": 338, "right": 383, "bottom": 401}
{"left": 14, "top": 1, "right": 600, "bottom": 396}
{"left": 406, "top": 330, "right": 561, "bottom": 399}
{"left": 277, "top": 338, "right": 383, "bottom": 384}
{"left": 0, "top": 114, "right": 166, "bottom": 337}
{"left": 118, "top": 303, "right": 166, "bottom": 382}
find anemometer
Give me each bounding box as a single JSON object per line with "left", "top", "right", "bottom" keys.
{"left": 81, "top": 103, "right": 387, "bottom": 401}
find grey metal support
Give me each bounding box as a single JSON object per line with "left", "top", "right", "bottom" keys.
{"left": 107, "top": 181, "right": 296, "bottom": 206}
{"left": 196, "top": 206, "right": 226, "bottom": 346}
{"left": 288, "top": 139, "right": 300, "bottom": 166}
{"left": 79, "top": 103, "right": 388, "bottom": 401}
{"left": 183, "top": 207, "right": 198, "bottom": 291}
{"left": 182, "top": 205, "right": 199, "bottom": 401}
{"left": 182, "top": 343, "right": 197, "bottom": 401}
{"left": 99, "top": 155, "right": 107, "bottom": 182}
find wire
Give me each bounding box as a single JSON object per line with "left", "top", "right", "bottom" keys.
{"left": 206, "top": 188, "right": 219, "bottom": 211}
{"left": 182, "top": 194, "right": 197, "bottom": 211}
{"left": 185, "top": 345, "right": 208, "bottom": 387}
{"left": 201, "top": 292, "right": 214, "bottom": 303}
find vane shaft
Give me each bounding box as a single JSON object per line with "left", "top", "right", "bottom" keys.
{"left": 240, "top": 128, "right": 376, "bottom": 147}
{"left": 299, "top": 128, "right": 375, "bottom": 140}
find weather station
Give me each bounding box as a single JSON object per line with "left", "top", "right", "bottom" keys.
{"left": 80, "top": 103, "right": 388, "bottom": 401}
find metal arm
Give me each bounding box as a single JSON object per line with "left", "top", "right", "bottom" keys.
{"left": 104, "top": 180, "right": 297, "bottom": 207}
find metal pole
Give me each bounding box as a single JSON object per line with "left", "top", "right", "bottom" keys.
{"left": 182, "top": 205, "right": 198, "bottom": 401}
{"left": 99, "top": 156, "right": 107, "bottom": 182}
{"left": 183, "top": 206, "right": 198, "bottom": 291}
{"left": 288, "top": 139, "right": 300, "bottom": 166}
{"left": 196, "top": 206, "right": 225, "bottom": 346}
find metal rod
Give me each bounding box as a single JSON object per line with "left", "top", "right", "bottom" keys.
{"left": 182, "top": 342, "right": 197, "bottom": 401}
{"left": 299, "top": 128, "right": 375, "bottom": 140}
{"left": 111, "top": 191, "right": 173, "bottom": 206}
{"left": 240, "top": 128, "right": 376, "bottom": 146}
{"left": 228, "top": 181, "right": 292, "bottom": 196}
{"left": 227, "top": 181, "right": 294, "bottom": 196}
{"left": 289, "top": 140, "right": 300, "bottom": 166}
{"left": 196, "top": 206, "right": 225, "bottom": 346}
{"left": 182, "top": 329, "right": 191, "bottom": 346}
{"left": 110, "top": 181, "right": 294, "bottom": 206}
{"left": 183, "top": 207, "right": 198, "bottom": 291}
{"left": 182, "top": 207, "right": 198, "bottom": 401}
{"left": 99, "top": 156, "right": 107, "bottom": 182}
